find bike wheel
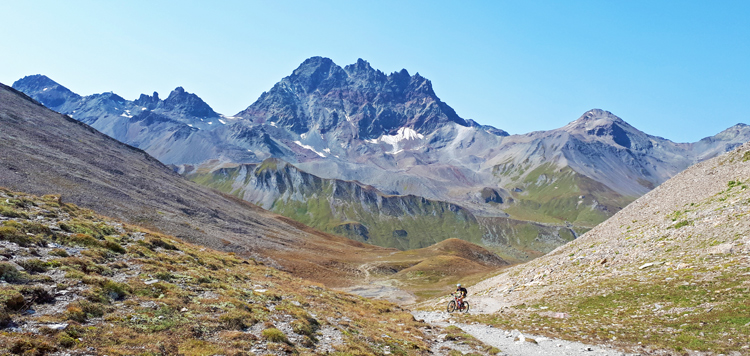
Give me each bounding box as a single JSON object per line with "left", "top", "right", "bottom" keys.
{"left": 462, "top": 302, "right": 470, "bottom": 313}
{"left": 447, "top": 300, "right": 456, "bottom": 313}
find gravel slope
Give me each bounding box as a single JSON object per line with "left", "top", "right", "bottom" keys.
{"left": 414, "top": 311, "right": 638, "bottom": 356}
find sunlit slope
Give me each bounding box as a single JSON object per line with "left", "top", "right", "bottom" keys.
{"left": 465, "top": 143, "right": 750, "bottom": 354}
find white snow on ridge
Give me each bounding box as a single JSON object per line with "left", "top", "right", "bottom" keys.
{"left": 294, "top": 141, "right": 326, "bottom": 157}
{"left": 366, "top": 127, "right": 425, "bottom": 145}
{"left": 381, "top": 127, "right": 424, "bottom": 145}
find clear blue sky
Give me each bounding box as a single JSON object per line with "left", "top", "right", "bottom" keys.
{"left": 1, "top": 0, "right": 748, "bottom": 142}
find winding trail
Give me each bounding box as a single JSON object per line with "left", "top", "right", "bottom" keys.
{"left": 413, "top": 310, "right": 638, "bottom": 356}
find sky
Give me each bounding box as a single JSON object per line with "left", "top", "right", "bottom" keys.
{"left": 1, "top": 0, "right": 748, "bottom": 142}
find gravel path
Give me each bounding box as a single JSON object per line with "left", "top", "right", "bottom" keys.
{"left": 413, "top": 311, "right": 639, "bottom": 356}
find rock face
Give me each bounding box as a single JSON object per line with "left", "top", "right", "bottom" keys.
{"left": 236, "top": 57, "right": 476, "bottom": 137}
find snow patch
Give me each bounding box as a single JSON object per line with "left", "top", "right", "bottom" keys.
{"left": 323, "top": 148, "right": 331, "bottom": 153}
{"left": 141, "top": 107, "right": 147, "bottom": 110}
{"left": 187, "top": 124, "right": 193, "bottom": 127}
{"left": 208, "top": 122, "right": 213, "bottom": 125}
{"left": 380, "top": 127, "right": 424, "bottom": 145}
{"left": 294, "top": 141, "right": 326, "bottom": 157}
{"left": 43, "top": 88, "right": 48, "bottom": 91}
{"left": 218, "top": 119, "right": 226, "bottom": 124}
{"left": 270, "top": 122, "right": 277, "bottom": 127}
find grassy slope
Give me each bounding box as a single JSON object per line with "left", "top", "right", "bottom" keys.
{"left": 187, "top": 162, "right": 581, "bottom": 263}
{"left": 361, "top": 239, "right": 508, "bottom": 300}
{"left": 188, "top": 164, "right": 487, "bottom": 251}
{"left": 499, "top": 163, "right": 634, "bottom": 227}
{"left": 455, "top": 146, "right": 750, "bottom": 355}
{"left": 0, "top": 188, "right": 494, "bottom": 356}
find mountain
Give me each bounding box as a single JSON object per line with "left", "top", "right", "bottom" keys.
{"left": 11, "top": 75, "right": 247, "bottom": 165}
{"left": 13, "top": 60, "right": 750, "bottom": 257}
{"left": 0, "top": 81, "right": 399, "bottom": 285}
{"left": 236, "top": 57, "right": 482, "bottom": 137}
{"left": 467, "top": 142, "right": 750, "bottom": 354}
{"left": 181, "top": 158, "right": 578, "bottom": 261}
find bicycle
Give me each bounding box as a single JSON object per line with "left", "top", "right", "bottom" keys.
{"left": 446, "top": 293, "right": 469, "bottom": 313}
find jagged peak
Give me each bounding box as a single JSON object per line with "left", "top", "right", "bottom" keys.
{"left": 13, "top": 74, "right": 59, "bottom": 88}
{"left": 292, "top": 56, "right": 340, "bottom": 76}
{"left": 12, "top": 74, "right": 80, "bottom": 99}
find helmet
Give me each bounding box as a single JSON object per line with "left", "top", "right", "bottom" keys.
{"left": 457, "top": 284, "right": 461, "bottom": 287}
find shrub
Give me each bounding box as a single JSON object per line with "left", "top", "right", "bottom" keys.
{"left": 22, "top": 221, "right": 53, "bottom": 236}
{"left": 58, "top": 333, "right": 77, "bottom": 348}
{"left": 291, "top": 317, "right": 319, "bottom": 337}
{"left": 65, "top": 305, "right": 86, "bottom": 323}
{"left": 21, "top": 286, "right": 55, "bottom": 304}
{"left": 0, "top": 309, "right": 12, "bottom": 328}
{"left": 0, "top": 289, "right": 25, "bottom": 311}
{"left": 9, "top": 339, "right": 55, "bottom": 355}
{"left": 103, "top": 240, "right": 126, "bottom": 254}
{"left": 0, "top": 262, "right": 27, "bottom": 283}
{"left": 17, "top": 258, "right": 48, "bottom": 273}
{"left": 147, "top": 237, "right": 178, "bottom": 251}
{"left": 0, "top": 225, "right": 34, "bottom": 246}
{"left": 101, "top": 280, "right": 130, "bottom": 301}
{"left": 220, "top": 310, "right": 256, "bottom": 330}
{"left": 0, "top": 206, "right": 28, "bottom": 219}
{"left": 49, "top": 248, "right": 69, "bottom": 257}
{"left": 262, "top": 328, "right": 289, "bottom": 343}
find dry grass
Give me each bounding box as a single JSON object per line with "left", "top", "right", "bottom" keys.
{"left": 0, "top": 188, "right": 440, "bottom": 355}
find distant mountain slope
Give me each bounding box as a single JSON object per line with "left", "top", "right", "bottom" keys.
{"left": 13, "top": 60, "right": 750, "bottom": 256}
{"left": 467, "top": 142, "right": 750, "bottom": 354}
{"left": 180, "top": 158, "right": 578, "bottom": 260}
{"left": 11, "top": 75, "right": 246, "bottom": 165}
{"left": 0, "top": 82, "right": 393, "bottom": 285}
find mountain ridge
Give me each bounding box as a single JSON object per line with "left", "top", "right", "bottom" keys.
{"left": 12, "top": 59, "right": 750, "bottom": 256}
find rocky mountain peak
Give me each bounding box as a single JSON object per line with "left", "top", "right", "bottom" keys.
{"left": 134, "top": 91, "right": 160, "bottom": 110}
{"left": 559, "top": 109, "right": 649, "bottom": 150}
{"left": 162, "top": 86, "right": 220, "bottom": 118}
{"left": 236, "top": 57, "right": 470, "bottom": 136}
{"left": 12, "top": 75, "right": 81, "bottom": 110}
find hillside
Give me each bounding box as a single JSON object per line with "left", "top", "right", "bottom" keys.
{"left": 181, "top": 158, "right": 577, "bottom": 260}
{"left": 0, "top": 188, "right": 505, "bottom": 355}
{"left": 0, "top": 82, "right": 394, "bottom": 287}
{"left": 458, "top": 143, "right": 750, "bottom": 354}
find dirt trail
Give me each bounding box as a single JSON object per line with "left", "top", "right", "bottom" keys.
{"left": 413, "top": 310, "right": 638, "bottom": 356}
{"left": 337, "top": 262, "right": 418, "bottom": 304}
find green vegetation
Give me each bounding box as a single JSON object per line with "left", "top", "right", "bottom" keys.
{"left": 503, "top": 164, "right": 632, "bottom": 227}
{"left": 0, "top": 188, "right": 457, "bottom": 355}
{"left": 466, "top": 264, "right": 750, "bottom": 354}
{"left": 188, "top": 164, "right": 489, "bottom": 251}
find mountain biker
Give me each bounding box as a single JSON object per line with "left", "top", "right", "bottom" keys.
{"left": 455, "top": 283, "right": 468, "bottom": 308}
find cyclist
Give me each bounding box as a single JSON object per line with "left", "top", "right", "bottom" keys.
{"left": 455, "top": 283, "right": 468, "bottom": 308}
